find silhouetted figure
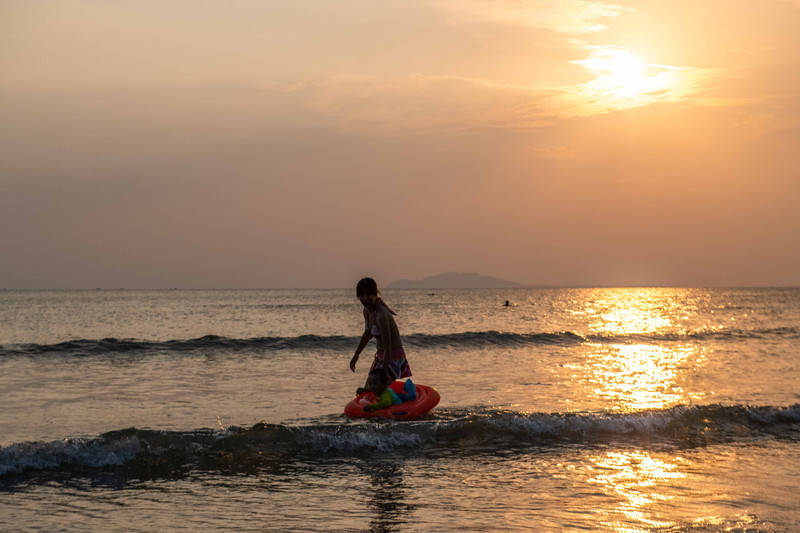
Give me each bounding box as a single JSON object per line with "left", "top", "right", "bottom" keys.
{"left": 350, "top": 277, "right": 412, "bottom": 394}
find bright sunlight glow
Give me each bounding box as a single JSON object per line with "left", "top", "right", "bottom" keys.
{"left": 572, "top": 48, "right": 682, "bottom": 110}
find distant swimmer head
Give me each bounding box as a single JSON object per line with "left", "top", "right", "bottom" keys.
{"left": 356, "top": 277, "right": 378, "bottom": 307}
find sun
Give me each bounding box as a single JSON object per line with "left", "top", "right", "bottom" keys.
{"left": 603, "top": 51, "right": 647, "bottom": 97}
{"left": 572, "top": 48, "right": 679, "bottom": 109}
{"left": 578, "top": 49, "right": 653, "bottom": 99}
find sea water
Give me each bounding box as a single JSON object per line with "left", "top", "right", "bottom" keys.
{"left": 0, "top": 288, "right": 798, "bottom": 531}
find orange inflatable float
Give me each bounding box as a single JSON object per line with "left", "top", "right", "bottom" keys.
{"left": 345, "top": 381, "right": 440, "bottom": 421}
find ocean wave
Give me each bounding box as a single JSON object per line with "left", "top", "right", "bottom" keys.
{"left": 0, "top": 433, "right": 142, "bottom": 477}
{"left": 0, "top": 334, "right": 356, "bottom": 357}
{"left": 2, "top": 404, "right": 798, "bottom": 482}
{"left": 2, "top": 326, "right": 797, "bottom": 358}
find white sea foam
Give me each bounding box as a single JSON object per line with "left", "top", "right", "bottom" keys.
{"left": 0, "top": 436, "right": 141, "bottom": 476}
{"left": 304, "top": 426, "right": 423, "bottom": 453}
{"left": 2, "top": 404, "right": 798, "bottom": 477}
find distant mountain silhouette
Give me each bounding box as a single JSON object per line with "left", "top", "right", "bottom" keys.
{"left": 387, "top": 272, "right": 525, "bottom": 289}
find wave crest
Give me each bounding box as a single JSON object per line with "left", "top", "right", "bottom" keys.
{"left": 3, "top": 327, "right": 797, "bottom": 357}
{"left": 2, "top": 403, "right": 798, "bottom": 481}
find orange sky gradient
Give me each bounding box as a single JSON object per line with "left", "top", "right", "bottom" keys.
{"left": 1, "top": 0, "right": 799, "bottom": 288}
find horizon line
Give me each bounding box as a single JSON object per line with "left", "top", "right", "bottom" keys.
{"left": 2, "top": 286, "right": 799, "bottom": 291}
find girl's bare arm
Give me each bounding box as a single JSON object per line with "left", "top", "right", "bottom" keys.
{"left": 350, "top": 330, "right": 372, "bottom": 372}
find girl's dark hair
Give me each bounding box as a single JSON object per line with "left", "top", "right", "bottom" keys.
{"left": 356, "top": 277, "right": 378, "bottom": 297}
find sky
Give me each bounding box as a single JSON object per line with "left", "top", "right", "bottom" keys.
{"left": 1, "top": 0, "right": 799, "bottom": 288}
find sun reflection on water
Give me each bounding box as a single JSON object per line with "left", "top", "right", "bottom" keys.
{"left": 588, "top": 450, "right": 687, "bottom": 531}
{"left": 570, "top": 289, "right": 708, "bottom": 410}
{"left": 583, "top": 343, "right": 704, "bottom": 410}
{"left": 583, "top": 288, "right": 682, "bottom": 336}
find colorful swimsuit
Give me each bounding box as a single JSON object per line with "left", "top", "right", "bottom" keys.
{"left": 366, "top": 301, "right": 412, "bottom": 381}
{"left": 369, "top": 347, "right": 412, "bottom": 381}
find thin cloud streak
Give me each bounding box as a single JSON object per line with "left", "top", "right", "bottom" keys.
{"left": 436, "top": 0, "right": 629, "bottom": 34}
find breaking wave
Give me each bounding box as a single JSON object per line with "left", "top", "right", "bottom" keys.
{"left": 2, "top": 326, "right": 797, "bottom": 358}
{"left": 2, "top": 403, "right": 798, "bottom": 483}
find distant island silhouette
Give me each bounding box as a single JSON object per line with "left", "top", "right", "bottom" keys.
{"left": 387, "top": 272, "right": 525, "bottom": 289}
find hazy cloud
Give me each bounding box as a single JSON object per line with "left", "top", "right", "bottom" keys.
{"left": 1, "top": 0, "right": 799, "bottom": 287}
{"left": 435, "top": 0, "right": 628, "bottom": 34}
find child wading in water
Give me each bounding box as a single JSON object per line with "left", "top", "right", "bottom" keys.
{"left": 360, "top": 369, "right": 416, "bottom": 412}
{"left": 350, "top": 277, "right": 412, "bottom": 394}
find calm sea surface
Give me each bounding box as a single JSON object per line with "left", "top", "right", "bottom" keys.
{"left": 1, "top": 288, "right": 798, "bottom": 531}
